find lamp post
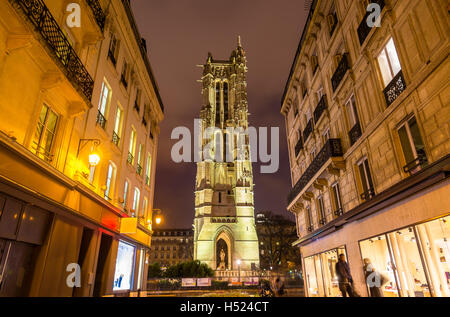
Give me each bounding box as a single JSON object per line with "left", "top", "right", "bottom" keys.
{"left": 237, "top": 259, "right": 241, "bottom": 284}
{"left": 153, "top": 209, "right": 163, "bottom": 226}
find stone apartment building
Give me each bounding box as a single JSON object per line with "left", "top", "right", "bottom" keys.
{"left": 148, "top": 229, "right": 194, "bottom": 268}
{"left": 0, "top": 0, "right": 163, "bottom": 296}
{"left": 281, "top": 0, "right": 449, "bottom": 297}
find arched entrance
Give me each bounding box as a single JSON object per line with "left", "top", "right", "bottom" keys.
{"left": 215, "top": 229, "right": 233, "bottom": 270}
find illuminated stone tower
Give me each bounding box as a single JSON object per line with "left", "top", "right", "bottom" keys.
{"left": 193, "top": 38, "right": 260, "bottom": 272}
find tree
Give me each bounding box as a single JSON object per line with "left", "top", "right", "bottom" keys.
{"left": 163, "top": 260, "right": 214, "bottom": 278}
{"left": 256, "top": 211, "right": 302, "bottom": 272}
{"left": 148, "top": 262, "right": 163, "bottom": 278}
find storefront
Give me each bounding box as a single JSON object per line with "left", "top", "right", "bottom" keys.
{"left": 304, "top": 246, "right": 347, "bottom": 297}
{"left": 359, "top": 214, "right": 449, "bottom": 297}
{"left": 113, "top": 241, "right": 137, "bottom": 291}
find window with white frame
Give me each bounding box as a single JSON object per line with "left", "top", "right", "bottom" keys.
{"left": 377, "top": 38, "right": 402, "bottom": 87}
{"left": 358, "top": 157, "right": 375, "bottom": 200}
{"left": 132, "top": 187, "right": 140, "bottom": 215}
{"left": 104, "top": 162, "right": 115, "bottom": 200}
{"left": 331, "top": 182, "right": 343, "bottom": 216}
{"left": 345, "top": 95, "right": 359, "bottom": 128}
{"left": 397, "top": 116, "right": 427, "bottom": 174}
{"left": 31, "top": 104, "right": 58, "bottom": 162}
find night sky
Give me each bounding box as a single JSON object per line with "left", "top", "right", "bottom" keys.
{"left": 130, "top": 0, "right": 309, "bottom": 229}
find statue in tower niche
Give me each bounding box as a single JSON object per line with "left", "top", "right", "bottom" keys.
{"left": 193, "top": 37, "right": 260, "bottom": 274}
{"left": 217, "top": 248, "right": 226, "bottom": 270}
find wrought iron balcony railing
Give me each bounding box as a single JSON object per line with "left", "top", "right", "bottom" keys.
{"left": 136, "top": 164, "right": 143, "bottom": 176}
{"left": 349, "top": 121, "right": 362, "bottom": 146}
{"left": 383, "top": 70, "right": 406, "bottom": 107}
{"left": 112, "top": 131, "right": 120, "bottom": 146}
{"left": 127, "top": 152, "right": 134, "bottom": 165}
{"left": 403, "top": 154, "right": 428, "bottom": 174}
{"left": 331, "top": 53, "right": 350, "bottom": 92}
{"left": 14, "top": 0, "right": 94, "bottom": 101}
{"left": 303, "top": 119, "right": 313, "bottom": 142}
{"left": 85, "top": 0, "right": 106, "bottom": 31}
{"left": 357, "top": 0, "right": 385, "bottom": 45}
{"left": 294, "top": 138, "right": 303, "bottom": 157}
{"left": 313, "top": 95, "right": 327, "bottom": 124}
{"left": 288, "top": 139, "right": 344, "bottom": 204}
{"left": 145, "top": 175, "right": 150, "bottom": 186}
{"left": 360, "top": 188, "right": 375, "bottom": 201}
{"left": 96, "top": 110, "right": 106, "bottom": 129}
{"left": 334, "top": 208, "right": 344, "bottom": 217}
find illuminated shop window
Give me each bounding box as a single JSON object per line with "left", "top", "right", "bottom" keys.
{"left": 113, "top": 241, "right": 136, "bottom": 291}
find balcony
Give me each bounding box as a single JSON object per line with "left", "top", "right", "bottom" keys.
{"left": 403, "top": 154, "right": 428, "bottom": 174}
{"left": 383, "top": 70, "right": 406, "bottom": 107}
{"left": 136, "top": 164, "right": 143, "bottom": 176}
{"left": 96, "top": 110, "right": 106, "bottom": 129}
{"left": 313, "top": 95, "right": 327, "bottom": 124}
{"left": 334, "top": 208, "right": 344, "bottom": 217}
{"left": 357, "top": 0, "right": 385, "bottom": 45}
{"left": 303, "top": 119, "right": 313, "bottom": 142}
{"left": 360, "top": 188, "right": 375, "bottom": 201}
{"left": 331, "top": 53, "right": 350, "bottom": 92}
{"left": 85, "top": 0, "right": 106, "bottom": 31}
{"left": 112, "top": 131, "right": 120, "bottom": 146}
{"left": 127, "top": 152, "right": 134, "bottom": 165}
{"left": 288, "top": 139, "right": 344, "bottom": 204}
{"left": 348, "top": 121, "right": 362, "bottom": 146}
{"left": 14, "top": 0, "right": 94, "bottom": 101}
{"left": 294, "top": 138, "right": 303, "bottom": 157}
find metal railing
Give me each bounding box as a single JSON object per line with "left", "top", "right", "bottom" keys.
{"left": 303, "top": 119, "right": 313, "bottom": 142}
{"left": 349, "top": 121, "right": 362, "bottom": 146}
{"left": 96, "top": 110, "right": 107, "bottom": 129}
{"left": 357, "top": 0, "right": 385, "bottom": 45}
{"left": 14, "top": 0, "right": 94, "bottom": 101}
{"left": 334, "top": 208, "right": 344, "bottom": 217}
{"left": 383, "top": 70, "right": 406, "bottom": 107}
{"left": 360, "top": 188, "right": 375, "bottom": 201}
{"left": 313, "top": 95, "right": 327, "bottom": 124}
{"left": 331, "top": 53, "right": 350, "bottom": 92}
{"left": 85, "top": 0, "right": 106, "bottom": 31}
{"left": 127, "top": 152, "right": 134, "bottom": 165}
{"left": 403, "top": 155, "right": 428, "bottom": 174}
{"left": 137, "top": 164, "right": 142, "bottom": 176}
{"left": 112, "top": 131, "right": 120, "bottom": 146}
{"left": 288, "top": 139, "right": 343, "bottom": 204}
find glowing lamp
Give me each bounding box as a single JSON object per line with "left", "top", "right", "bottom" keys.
{"left": 89, "top": 153, "right": 100, "bottom": 166}
{"left": 155, "top": 216, "right": 162, "bottom": 225}
{"left": 237, "top": 259, "right": 241, "bottom": 266}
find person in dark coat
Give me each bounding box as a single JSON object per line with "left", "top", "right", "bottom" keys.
{"left": 363, "top": 258, "right": 384, "bottom": 297}
{"left": 335, "top": 254, "right": 355, "bottom": 297}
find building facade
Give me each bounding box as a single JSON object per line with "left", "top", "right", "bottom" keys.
{"left": 193, "top": 40, "right": 260, "bottom": 275}
{"left": 281, "top": 0, "right": 449, "bottom": 297}
{"left": 148, "top": 229, "right": 194, "bottom": 268}
{"left": 0, "top": 0, "right": 163, "bottom": 296}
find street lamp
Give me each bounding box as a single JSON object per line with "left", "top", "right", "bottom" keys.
{"left": 153, "top": 209, "right": 163, "bottom": 226}
{"left": 237, "top": 259, "right": 241, "bottom": 284}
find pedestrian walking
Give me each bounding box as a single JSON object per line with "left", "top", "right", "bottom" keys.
{"left": 363, "top": 258, "right": 385, "bottom": 297}
{"left": 335, "top": 254, "right": 356, "bottom": 297}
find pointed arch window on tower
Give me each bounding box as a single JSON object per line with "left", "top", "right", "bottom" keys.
{"left": 215, "top": 82, "right": 221, "bottom": 125}
{"left": 223, "top": 82, "right": 229, "bottom": 121}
